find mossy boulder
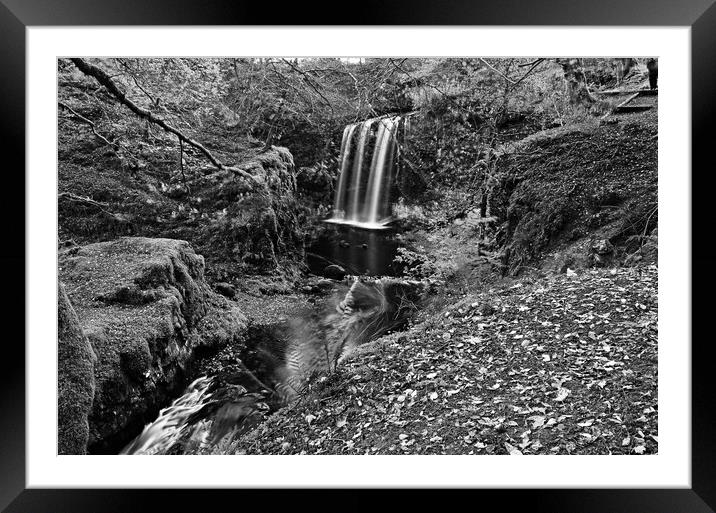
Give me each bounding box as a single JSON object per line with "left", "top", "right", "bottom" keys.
{"left": 167, "top": 146, "right": 306, "bottom": 277}
{"left": 59, "top": 146, "right": 306, "bottom": 281}
{"left": 58, "top": 281, "right": 97, "bottom": 454}
{"left": 59, "top": 237, "right": 247, "bottom": 453}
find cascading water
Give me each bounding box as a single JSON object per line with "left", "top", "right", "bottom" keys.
{"left": 333, "top": 124, "right": 358, "bottom": 217}
{"left": 119, "top": 279, "right": 425, "bottom": 455}
{"left": 328, "top": 115, "right": 404, "bottom": 229}
{"left": 348, "top": 119, "right": 376, "bottom": 222}
{"left": 364, "top": 117, "right": 398, "bottom": 224}
{"left": 120, "top": 377, "right": 214, "bottom": 455}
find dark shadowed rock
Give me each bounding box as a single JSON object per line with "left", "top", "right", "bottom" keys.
{"left": 215, "top": 282, "right": 236, "bottom": 298}
{"left": 315, "top": 279, "right": 336, "bottom": 291}
{"left": 323, "top": 264, "right": 347, "bottom": 280}
{"left": 58, "top": 281, "right": 96, "bottom": 454}
{"left": 59, "top": 237, "right": 247, "bottom": 453}
{"left": 295, "top": 163, "right": 333, "bottom": 198}
{"left": 591, "top": 239, "right": 616, "bottom": 267}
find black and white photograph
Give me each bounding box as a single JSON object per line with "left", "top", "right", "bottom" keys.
{"left": 56, "top": 56, "right": 660, "bottom": 457}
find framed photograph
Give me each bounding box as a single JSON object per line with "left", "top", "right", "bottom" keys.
{"left": 4, "top": 0, "right": 713, "bottom": 510}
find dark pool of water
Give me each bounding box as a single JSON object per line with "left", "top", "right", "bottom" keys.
{"left": 307, "top": 222, "right": 403, "bottom": 277}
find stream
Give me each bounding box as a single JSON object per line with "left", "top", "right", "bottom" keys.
{"left": 121, "top": 277, "right": 424, "bottom": 455}
{"left": 120, "top": 114, "right": 415, "bottom": 455}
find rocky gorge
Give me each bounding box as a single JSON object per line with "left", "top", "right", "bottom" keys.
{"left": 57, "top": 57, "right": 659, "bottom": 456}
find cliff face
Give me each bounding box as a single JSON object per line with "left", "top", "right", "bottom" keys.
{"left": 59, "top": 237, "right": 247, "bottom": 453}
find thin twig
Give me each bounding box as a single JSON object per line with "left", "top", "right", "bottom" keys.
{"left": 179, "top": 136, "right": 190, "bottom": 193}
{"left": 58, "top": 101, "right": 117, "bottom": 148}
{"left": 479, "top": 58, "right": 517, "bottom": 85}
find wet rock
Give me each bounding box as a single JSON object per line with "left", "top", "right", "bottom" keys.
{"left": 215, "top": 282, "right": 236, "bottom": 298}
{"left": 315, "top": 279, "right": 335, "bottom": 290}
{"left": 323, "top": 264, "right": 347, "bottom": 280}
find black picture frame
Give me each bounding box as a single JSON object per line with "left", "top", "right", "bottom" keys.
{"left": 2, "top": 1, "right": 712, "bottom": 511}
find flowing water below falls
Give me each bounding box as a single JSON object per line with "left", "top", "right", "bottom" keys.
{"left": 120, "top": 280, "right": 425, "bottom": 455}
{"left": 327, "top": 115, "right": 406, "bottom": 229}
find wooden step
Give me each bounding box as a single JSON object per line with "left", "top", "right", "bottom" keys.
{"left": 597, "top": 88, "right": 658, "bottom": 96}
{"left": 615, "top": 92, "right": 640, "bottom": 109}
{"left": 615, "top": 104, "right": 653, "bottom": 113}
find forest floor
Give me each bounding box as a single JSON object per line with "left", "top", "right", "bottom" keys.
{"left": 238, "top": 265, "right": 657, "bottom": 455}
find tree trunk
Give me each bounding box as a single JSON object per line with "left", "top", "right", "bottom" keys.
{"left": 557, "top": 58, "right": 596, "bottom": 108}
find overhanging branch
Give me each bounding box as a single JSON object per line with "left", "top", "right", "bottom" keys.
{"left": 69, "top": 58, "right": 258, "bottom": 183}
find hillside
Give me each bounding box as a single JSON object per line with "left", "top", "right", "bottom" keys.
{"left": 237, "top": 266, "right": 657, "bottom": 455}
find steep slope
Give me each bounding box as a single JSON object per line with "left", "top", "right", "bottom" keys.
{"left": 492, "top": 107, "right": 657, "bottom": 274}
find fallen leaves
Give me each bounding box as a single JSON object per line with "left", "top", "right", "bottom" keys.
{"left": 528, "top": 416, "right": 546, "bottom": 429}
{"left": 555, "top": 387, "right": 571, "bottom": 402}
{"left": 241, "top": 266, "right": 658, "bottom": 456}
{"left": 505, "top": 442, "right": 523, "bottom": 455}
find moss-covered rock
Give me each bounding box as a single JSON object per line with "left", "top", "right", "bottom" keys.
{"left": 167, "top": 146, "right": 306, "bottom": 278}
{"left": 58, "top": 281, "right": 96, "bottom": 454}
{"left": 59, "top": 237, "right": 247, "bottom": 453}
{"left": 59, "top": 144, "right": 306, "bottom": 282}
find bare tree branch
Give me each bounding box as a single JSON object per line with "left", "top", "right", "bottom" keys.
{"left": 70, "top": 58, "right": 258, "bottom": 183}
{"left": 517, "top": 58, "right": 546, "bottom": 68}
{"left": 117, "top": 59, "right": 161, "bottom": 107}
{"left": 58, "top": 101, "right": 117, "bottom": 148}
{"left": 281, "top": 58, "right": 335, "bottom": 114}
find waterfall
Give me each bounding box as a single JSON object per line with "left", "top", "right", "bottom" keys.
{"left": 328, "top": 115, "right": 402, "bottom": 229}
{"left": 348, "top": 119, "right": 376, "bottom": 222}
{"left": 333, "top": 124, "right": 358, "bottom": 217}
{"left": 364, "top": 117, "right": 398, "bottom": 224}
